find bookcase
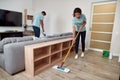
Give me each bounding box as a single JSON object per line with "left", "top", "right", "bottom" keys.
{"left": 25, "top": 38, "right": 74, "bottom": 76}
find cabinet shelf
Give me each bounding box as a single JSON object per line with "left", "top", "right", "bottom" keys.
{"left": 34, "top": 57, "right": 50, "bottom": 75}
{"left": 62, "top": 47, "right": 70, "bottom": 51}
{"left": 34, "top": 46, "right": 50, "bottom": 61}
{"left": 51, "top": 50, "right": 62, "bottom": 55}
{"left": 51, "top": 52, "right": 61, "bottom": 64}
{"left": 34, "top": 55, "right": 50, "bottom": 62}
{"left": 51, "top": 43, "right": 62, "bottom": 54}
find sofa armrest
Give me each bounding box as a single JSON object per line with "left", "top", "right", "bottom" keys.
{"left": 3, "top": 39, "right": 43, "bottom": 75}
{"left": 4, "top": 43, "right": 26, "bottom": 75}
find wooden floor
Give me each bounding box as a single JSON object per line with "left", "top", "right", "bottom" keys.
{"left": 0, "top": 50, "right": 120, "bottom": 80}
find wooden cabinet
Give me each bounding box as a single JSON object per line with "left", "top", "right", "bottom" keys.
{"left": 25, "top": 38, "right": 74, "bottom": 76}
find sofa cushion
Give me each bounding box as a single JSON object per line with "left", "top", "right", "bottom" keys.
{"left": 46, "top": 34, "right": 60, "bottom": 38}
{"left": 0, "top": 36, "right": 33, "bottom": 53}
{"left": 60, "top": 32, "right": 72, "bottom": 36}
{"left": 16, "top": 36, "right": 33, "bottom": 42}
{"left": 46, "top": 32, "right": 72, "bottom": 38}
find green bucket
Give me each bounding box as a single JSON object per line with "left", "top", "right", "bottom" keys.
{"left": 103, "top": 50, "right": 110, "bottom": 58}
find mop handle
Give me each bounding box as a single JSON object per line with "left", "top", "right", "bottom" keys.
{"left": 59, "top": 30, "right": 81, "bottom": 68}
{"left": 63, "top": 30, "right": 81, "bottom": 62}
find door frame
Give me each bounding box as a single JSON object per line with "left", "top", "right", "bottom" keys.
{"left": 88, "top": 0, "right": 117, "bottom": 52}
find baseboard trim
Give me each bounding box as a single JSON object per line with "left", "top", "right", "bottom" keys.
{"left": 88, "top": 48, "right": 103, "bottom": 52}
{"left": 110, "top": 52, "right": 120, "bottom": 62}
{"left": 118, "top": 58, "right": 120, "bottom": 62}
{"left": 111, "top": 53, "right": 120, "bottom": 56}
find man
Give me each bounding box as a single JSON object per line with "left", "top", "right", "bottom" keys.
{"left": 32, "top": 11, "right": 46, "bottom": 37}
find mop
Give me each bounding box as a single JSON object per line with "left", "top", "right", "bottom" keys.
{"left": 52, "top": 29, "right": 81, "bottom": 73}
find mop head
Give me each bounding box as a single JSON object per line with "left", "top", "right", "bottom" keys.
{"left": 52, "top": 65, "right": 70, "bottom": 73}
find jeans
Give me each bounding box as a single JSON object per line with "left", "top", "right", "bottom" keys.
{"left": 32, "top": 26, "right": 40, "bottom": 38}
{"left": 75, "top": 31, "right": 86, "bottom": 54}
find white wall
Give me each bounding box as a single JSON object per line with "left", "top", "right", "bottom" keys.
{"left": 0, "top": 0, "right": 33, "bottom": 32}
{"left": 110, "top": 0, "right": 120, "bottom": 57}
{"left": 33, "top": 0, "right": 111, "bottom": 49}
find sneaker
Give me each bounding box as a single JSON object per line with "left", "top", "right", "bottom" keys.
{"left": 75, "top": 54, "right": 78, "bottom": 59}
{"left": 81, "top": 52, "right": 84, "bottom": 57}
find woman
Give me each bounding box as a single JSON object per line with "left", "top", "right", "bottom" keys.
{"left": 72, "top": 8, "right": 86, "bottom": 59}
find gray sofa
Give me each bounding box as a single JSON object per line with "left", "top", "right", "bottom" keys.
{"left": 0, "top": 32, "right": 72, "bottom": 75}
